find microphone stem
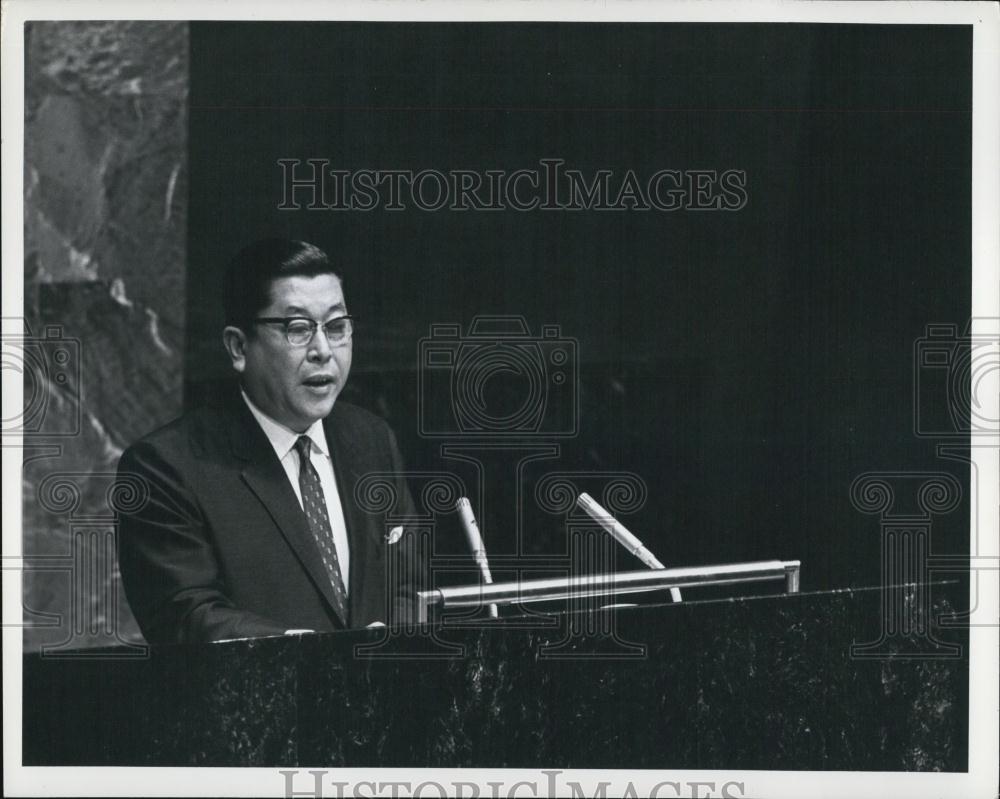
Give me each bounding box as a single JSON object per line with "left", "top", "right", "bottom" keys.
{"left": 577, "top": 492, "right": 682, "bottom": 602}
{"left": 457, "top": 498, "right": 499, "bottom": 618}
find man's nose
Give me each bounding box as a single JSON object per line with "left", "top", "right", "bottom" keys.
{"left": 307, "top": 330, "right": 334, "bottom": 361}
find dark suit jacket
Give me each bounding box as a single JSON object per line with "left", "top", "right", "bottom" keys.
{"left": 116, "top": 392, "right": 423, "bottom": 644}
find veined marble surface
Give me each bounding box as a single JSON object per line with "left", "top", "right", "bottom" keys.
{"left": 23, "top": 585, "right": 968, "bottom": 770}
{"left": 22, "top": 22, "right": 188, "bottom": 652}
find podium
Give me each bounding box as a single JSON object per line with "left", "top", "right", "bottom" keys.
{"left": 23, "top": 582, "right": 966, "bottom": 769}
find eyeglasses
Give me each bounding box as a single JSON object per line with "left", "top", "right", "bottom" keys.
{"left": 251, "top": 315, "right": 355, "bottom": 347}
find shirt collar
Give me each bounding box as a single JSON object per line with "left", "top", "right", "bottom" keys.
{"left": 241, "top": 390, "right": 329, "bottom": 460}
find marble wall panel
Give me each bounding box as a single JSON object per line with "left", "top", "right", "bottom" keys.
{"left": 21, "top": 21, "right": 188, "bottom": 652}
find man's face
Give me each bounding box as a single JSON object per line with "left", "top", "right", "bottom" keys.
{"left": 228, "top": 273, "right": 352, "bottom": 432}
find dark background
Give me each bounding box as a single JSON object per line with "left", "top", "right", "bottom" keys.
{"left": 186, "top": 23, "right": 971, "bottom": 592}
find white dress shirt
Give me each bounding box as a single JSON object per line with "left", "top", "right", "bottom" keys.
{"left": 241, "top": 391, "right": 350, "bottom": 592}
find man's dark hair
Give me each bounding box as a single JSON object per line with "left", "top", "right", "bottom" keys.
{"left": 223, "top": 238, "right": 341, "bottom": 326}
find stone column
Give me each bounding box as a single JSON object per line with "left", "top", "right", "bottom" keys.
{"left": 849, "top": 471, "right": 963, "bottom": 659}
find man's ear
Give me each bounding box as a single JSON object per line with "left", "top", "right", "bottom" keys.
{"left": 222, "top": 326, "right": 248, "bottom": 373}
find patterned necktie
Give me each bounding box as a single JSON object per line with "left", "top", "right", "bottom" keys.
{"left": 294, "top": 436, "right": 349, "bottom": 627}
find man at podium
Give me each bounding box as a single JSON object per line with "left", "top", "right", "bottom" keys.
{"left": 116, "top": 238, "right": 422, "bottom": 644}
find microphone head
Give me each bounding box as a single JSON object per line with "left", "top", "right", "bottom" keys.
{"left": 456, "top": 497, "right": 493, "bottom": 582}
{"left": 456, "top": 497, "right": 485, "bottom": 547}
{"left": 577, "top": 492, "right": 605, "bottom": 516}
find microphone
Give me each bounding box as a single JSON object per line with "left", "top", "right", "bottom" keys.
{"left": 456, "top": 497, "right": 499, "bottom": 618}
{"left": 576, "top": 492, "right": 682, "bottom": 602}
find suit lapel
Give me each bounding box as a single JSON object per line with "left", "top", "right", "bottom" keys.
{"left": 228, "top": 398, "right": 346, "bottom": 623}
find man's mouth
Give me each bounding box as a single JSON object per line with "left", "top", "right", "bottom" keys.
{"left": 302, "top": 375, "right": 336, "bottom": 388}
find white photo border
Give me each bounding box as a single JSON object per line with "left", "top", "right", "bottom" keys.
{"left": 3, "top": 2, "right": 998, "bottom": 797}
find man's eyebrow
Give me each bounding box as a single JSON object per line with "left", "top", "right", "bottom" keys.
{"left": 282, "top": 302, "right": 347, "bottom": 316}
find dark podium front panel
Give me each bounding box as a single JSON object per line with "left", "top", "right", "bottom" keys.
{"left": 23, "top": 584, "right": 967, "bottom": 770}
